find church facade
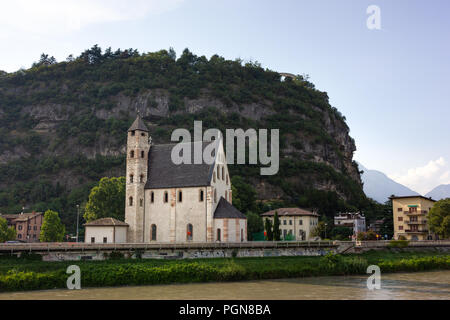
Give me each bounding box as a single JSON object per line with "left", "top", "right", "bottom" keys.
{"left": 124, "top": 116, "right": 247, "bottom": 243}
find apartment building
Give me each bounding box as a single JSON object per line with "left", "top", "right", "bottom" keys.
{"left": 391, "top": 195, "right": 436, "bottom": 240}
{"left": 334, "top": 212, "right": 366, "bottom": 235}
{"left": 0, "top": 211, "right": 44, "bottom": 242}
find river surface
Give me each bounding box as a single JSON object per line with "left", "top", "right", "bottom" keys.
{"left": 1, "top": 271, "right": 449, "bottom": 300}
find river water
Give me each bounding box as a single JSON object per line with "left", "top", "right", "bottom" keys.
{"left": 1, "top": 271, "right": 449, "bottom": 300}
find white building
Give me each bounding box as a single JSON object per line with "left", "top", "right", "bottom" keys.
{"left": 334, "top": 212, "right": 366, "bottom": 234}
{"left": 124, "top": 115, "right": 247, "bottom": 243}
{"left": 84, "top": 218, "right": 129, "bottom": 243}
{"left": 261, "top": 208, "right": 319, "bottom": 240}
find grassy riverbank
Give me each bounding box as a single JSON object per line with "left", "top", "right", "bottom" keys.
{"left": 0, "top": 251, "right": 449, "bottom": 292}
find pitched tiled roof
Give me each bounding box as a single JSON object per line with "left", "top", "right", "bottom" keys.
{"left": 214, "top": 197, "right": 247, "bottom": 219}
{"left": 389, "top": 195, "right": 436, "bottom": 202}
{"left": 145, "top": 140, "right": 217, "bottom": 189}
{"left": 128, "top": 115, "right": 149, "bottom": 132}
{"left": 261, "top": 208, "right": 319, "bottom": 217}
{"left": 84, "top": 217, "right": 129, "bottom": 227}
{"left": 0, "top": 212, "right": 43, "bottom": 222}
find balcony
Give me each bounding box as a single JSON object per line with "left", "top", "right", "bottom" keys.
{"left": 404, "top": 210, "right": 427, "bottom": 215}
{"left": 405, "top": 229, "right": 428, "bottom": 233}
{"left": 406, "top": 220, "right": 427, "bottom": 225}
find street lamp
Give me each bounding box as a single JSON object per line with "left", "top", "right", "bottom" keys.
{"left": 324, "top": 223, "right": 328, "bottom": 239}
{"left": 76, "top": 204, "right": 80, "bottom": 243}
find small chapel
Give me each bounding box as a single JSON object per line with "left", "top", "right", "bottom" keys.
{"left": 124, "top": 115, "right": 247, "bottom": 243}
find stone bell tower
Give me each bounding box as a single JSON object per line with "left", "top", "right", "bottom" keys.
{"left": 125, "top": 115, "right": 150, "bottom": 243}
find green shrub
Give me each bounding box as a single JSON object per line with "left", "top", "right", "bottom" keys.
{"left": 0, "top": 252, "right": 448, "bottom": 292}
{"left": 388, "top": 240, "right": 410, "bottom": 248}
{"left": 108, "top": 251, "right": 124, "bottom": 260}
{"left": 19, "top": 252, "right": 43, "bottom": 261}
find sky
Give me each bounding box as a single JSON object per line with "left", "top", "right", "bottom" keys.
{"left": 0, "top": 0, "right": 449, "bottom": 194}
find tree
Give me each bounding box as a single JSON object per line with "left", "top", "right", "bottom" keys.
{"left": 84, "top": 177, "right": 125, "bottom": 222}
{"left": 168, "top": 47, "right": 177, "bottom": 61}
{"left": 357, "top": 230, "right": 377, "bottom": 241}
{"left": 0, "top": 217, "right": 16, "bottom": 242}
{"left": 330, "top": 226, "right": 353, "bottom": 240}
{"left": 231, "top": 176, "right": 256, "bottom": 213}
{"left": 40, "top": 210, "right": 65, "bottom": 242}
{"left": 428, "top": 198, "right": 450, "bottom": 239}
{"left": 273, "top": 212, "right": 281, "bottom": 241}
{"left": 246, "top": 211, "right": 263, "bottom": 240}
{"left": 33, "top": 53, "right": 57, "bottom": 67}
{"left": 311, "top": 221, "right": 329, "bottom": 239}
{"left": 264, "top": 218, "right": 273, "bottom": 241}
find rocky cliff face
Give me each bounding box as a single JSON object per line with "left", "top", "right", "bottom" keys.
{"left": 0, "top": 48, "right": 365, "bottom": 223}
{"left": 4, "top": 88, "right": 361, "bottom": 195}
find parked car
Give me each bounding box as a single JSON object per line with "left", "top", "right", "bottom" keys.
{"left": 4, "top": 240, "right": 26, "bottom": 244}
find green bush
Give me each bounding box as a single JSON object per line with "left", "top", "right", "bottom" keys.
{"left": 388, "top": 240, "right": 410, "bottom": 248}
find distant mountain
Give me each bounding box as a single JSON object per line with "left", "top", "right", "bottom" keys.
{"left": 425, "top": 184, "right": 450, "bottom": 200}
{"left": 358, "top": 163, "right": 419, "bottom": 203}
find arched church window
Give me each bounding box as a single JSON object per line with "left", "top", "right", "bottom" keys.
{"left": 217, "top": 166, "right": 221, "bottom": 180}
{"left": 199, "top": 189, "right": 204, "bottom": 202}
{"left": 225, "top": 190, "right": 228, "bottom": 201}
{"left": 151, "top": 224, "right": 157, "bottom": 241}
{"left": 141, "top": 132, "right": 145, "bottom": 137}
{"left": 140, "top": 175, "right": 144, "bottom": 183}
{"left": 129, "top": 197, "right": 133, "bottom": 206}
{"left": 241, "top": 229, "right": 244, "bottom": 242}
{"left": 213, "top": 171, "right": 216, "bottom": 183}
{"left": 214, "top": 189, "right": 217, "bottom": 203}
{"left": 187, "top": 224, "right": 193, "bottom": 241}
{"left": 141, "top": 150, "right": 145, "bottom": 158}
{"left": 222, "top": 167, "right": 224, "bottom": 180}
{"left": 140, "top": 199, "right": 143, "bottom": 207}
{"left": 226, "top": 174, "right": 229, "bottom": 185}
{"left": 164, "top": 191, "right": 168, "bottom": 203}
{"left": 178, "top": 191, "right": 182, "bottom": 202}
{"left": 130, "top": 174, "right": 134, "bottom": 183}
{"left": 130, "top": 150, "right": 135, "bottom": 158}
{"left": 151, "top": 192, "right": 154, "bottom": 203}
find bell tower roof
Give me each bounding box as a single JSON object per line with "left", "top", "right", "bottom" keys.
{"left": 128, "top": 115, "right": 149, "bottom": 132}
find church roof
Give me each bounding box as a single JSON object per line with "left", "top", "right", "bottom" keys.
{"left": 128, "top": 115, "right": 149, "bottom": 132}
{"left": 145, "top": 141, "right": 218, "bottom": 189}
{"left": 84, "top": 217, "right": 129, "bottom": 227}
{"left": 214, "top": 197, "right": 247, "bottom": 219}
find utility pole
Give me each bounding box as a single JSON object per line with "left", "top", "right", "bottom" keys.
{"left": 76, "top": 204, "right": 80, "bottom": 243}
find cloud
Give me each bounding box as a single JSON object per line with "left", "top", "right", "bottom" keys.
{"left": 0, "top": 0, "right": 184, "bottom": 36}
{"left": 389, "top": 157, "right": 450, "bottom": 195}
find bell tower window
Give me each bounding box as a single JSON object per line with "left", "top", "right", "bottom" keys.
{"left": 130, "top": 174, "right": 134, "bottom": 183}
{"left": 129, "top": 197, "right": 133, "bottom": 206}
{"left": 141, "top": 150, "right": 145, "bottom": 158}
{"left": 131, "top": 131, "right": 135, "bottom": 136}
{"left": 130, "top": 150, "right": 135, "bottom": 158}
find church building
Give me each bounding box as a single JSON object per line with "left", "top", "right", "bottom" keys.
{"left": 124, "top": 115, "right": 247, "bottom": 243}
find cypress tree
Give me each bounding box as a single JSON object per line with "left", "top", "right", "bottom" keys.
{"left": 273, "top": 211, "right": 281, "bottom": 241}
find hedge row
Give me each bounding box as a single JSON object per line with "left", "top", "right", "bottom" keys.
{"left": 0, "top": 255, "right": 449, "bottom": 292}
